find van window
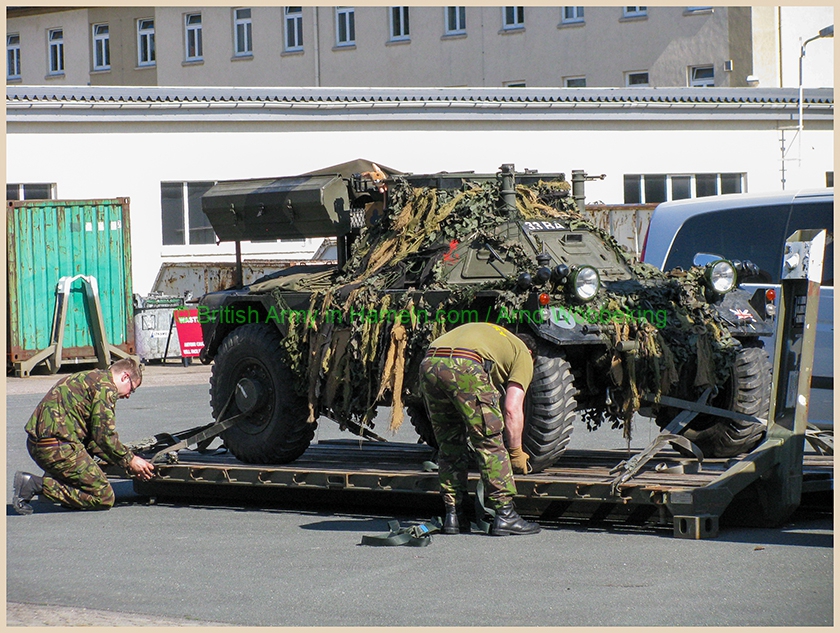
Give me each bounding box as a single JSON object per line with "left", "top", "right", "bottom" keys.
{"left": 664, "top": 205, "right": 790, "bottom": 282}
{"left": 786, "top": 200, "right": 834, "bottom": 286}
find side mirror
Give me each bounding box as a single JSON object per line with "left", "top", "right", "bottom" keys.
{"left": 693, "top": 252, "right": 724, "bottom": 267}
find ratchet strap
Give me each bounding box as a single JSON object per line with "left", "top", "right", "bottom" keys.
{"left": 360, "top": 519, "right": 442, "bottom": 547}
{"left": 150, "top": 388, "right": 241, "bottom": 464}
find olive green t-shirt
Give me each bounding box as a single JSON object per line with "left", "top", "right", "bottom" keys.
{"left": 430, "top": 323, "right": 534, "bottom": 392}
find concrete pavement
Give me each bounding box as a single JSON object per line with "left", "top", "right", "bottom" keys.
{"left": 6, "top": 364, "right": 833, "bottom": 626}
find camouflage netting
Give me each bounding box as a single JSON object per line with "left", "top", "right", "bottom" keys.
{"left": 272, "top": 177, "right": 737, "bottom": 439}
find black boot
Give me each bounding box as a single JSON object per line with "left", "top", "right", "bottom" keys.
{"left": 490, "top": 503, "right": 540, "bottom": 536}
{"left": 442, "top": 506, "right": 471, "bottom": 534}
{"left": 13, "top": 471, "right": 43, "bottom": 516}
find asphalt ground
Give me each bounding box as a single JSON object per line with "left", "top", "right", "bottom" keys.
{"left": 5, "top": 362, "right": 834, "bottom": 626}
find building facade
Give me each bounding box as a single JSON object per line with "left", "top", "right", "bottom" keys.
{"left": 6, "top": 6, "right": 835, "bottom": 89}
{"left": 6, "top": 86, "right": 833, "bottom": 295}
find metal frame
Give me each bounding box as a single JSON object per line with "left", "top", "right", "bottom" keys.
{"left": 15, "top": 274, "right": 134, "bottom": 376}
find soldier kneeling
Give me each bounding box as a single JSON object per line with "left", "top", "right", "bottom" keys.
{"left": 13, "top": 359, "right": 155, "bottom": 515}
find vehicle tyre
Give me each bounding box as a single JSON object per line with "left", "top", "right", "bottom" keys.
{"left": 407, "top": 402, "right": 438, "bottom": 448}
{"left": 210, "top": 323, "right": 314, "bottom": 464}
{"left": 523, "top": 348, "right": 577, "bottom": 472}
{"left": 658, "top": 342, "right": 771, "bottom": 458}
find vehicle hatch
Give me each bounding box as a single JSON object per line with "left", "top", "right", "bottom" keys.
{"left": 522, "top": 222, "right": 634, "bottom": 282}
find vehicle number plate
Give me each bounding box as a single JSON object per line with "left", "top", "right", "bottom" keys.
{"left": 523, "top": 221, "right": 566, "bottom": 231}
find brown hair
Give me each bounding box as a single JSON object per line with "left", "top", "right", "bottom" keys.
{"left": 110, "top": 358, "right": 143, "bottom": 387}
{"left": 515, "top": 332, "right": 539, "bottom": 354}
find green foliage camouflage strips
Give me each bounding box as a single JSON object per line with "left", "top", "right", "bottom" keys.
{"left": 270, "top": 176, "right": 738, "bottom": 438}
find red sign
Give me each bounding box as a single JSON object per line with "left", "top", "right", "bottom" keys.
{"left": 173, "top": 308, "right": 204, "bottom": 357}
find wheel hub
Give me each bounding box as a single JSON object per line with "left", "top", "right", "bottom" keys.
{"left": 235, "top": 377, "right": 266, "bottom": 415}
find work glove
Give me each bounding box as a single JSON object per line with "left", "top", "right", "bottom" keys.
{"left": 508, "top": 446, "right": 532, "bottom": 474}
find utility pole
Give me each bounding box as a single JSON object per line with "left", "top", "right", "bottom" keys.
{"left": 796, "top": 25, "right": 833, "bottom": 171}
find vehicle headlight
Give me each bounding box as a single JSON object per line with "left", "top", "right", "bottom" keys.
{"left": 571, "top": 266, "right": 600, "bottom": 302}
{"left": 705, "top": 259, "right": 737, "bottom": 294}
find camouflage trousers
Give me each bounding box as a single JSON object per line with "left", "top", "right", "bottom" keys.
{"left": 418, "top": 356, "right": 516, "bottom": 511}
{"left": 27, "top": 439, "right": 115, "bottom": 510}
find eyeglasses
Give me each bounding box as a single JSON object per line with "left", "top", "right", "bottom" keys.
{"left": 125, "top": 373, "right": 138, "bottom": 395}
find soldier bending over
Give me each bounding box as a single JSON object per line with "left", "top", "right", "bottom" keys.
{"left": 419, "top": 322, "right": 541, "bottom": 536}
{"left": 13, "top": 358, "right": 155, "bottom": 515}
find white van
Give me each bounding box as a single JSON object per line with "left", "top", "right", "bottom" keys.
{"left": 642, "top": 189, "right": 833, "bottom": 429}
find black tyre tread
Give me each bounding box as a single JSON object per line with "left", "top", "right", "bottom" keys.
{"left": 681, "top": 343, "right": 771, "bottom": 458}
{"left": 210, "top": 323, "right": 314, "bottom": 464}
{"left": 407, "top": 403, "right": 438, "bottom": 448}
{"left": 523, "top": 348, "right": 576, "bottom": 473}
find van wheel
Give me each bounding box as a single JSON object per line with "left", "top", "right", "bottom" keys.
{"left": 210, "top": 323, "right": 314, "bottom": 464}
{"left": 523, "top": 348, "right": 577, "bottom": 472}
{"left": 658, "top": 342, "right": 771, "bottom": 458}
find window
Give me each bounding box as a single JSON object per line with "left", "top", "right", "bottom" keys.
{"left": 161, "top": 182, "right": 216, "bottom": 246}
{"left": 234, "top": 8, "right": 253, "bottom": 56}
{"left": 623, "top": 6, "right": 647, "bottom": 18}
{"left": 624, "top": 173, "right": 744, "bottom": 204}
{"left": 665, "top": 196, "right": 835, "bottom": 287}
{"left": 445, "top": 7, "right": 466, "bottom": 35}
{"left": 137, "top": 19, "right": 155, "bottom": 66}
{"left": 6, "top": 183, "right": 56, "bottom": 200}
{"left": 671, "top": 175, "right": 692, "bottom": 200}
{"left": 92, "top": 24, "right": 110, "bottom": 70}
{"left": 48, "top": 28, "right": 64, "bottom": 74}
{"left": 504, "top": 81, "right": 526, "bottom": 87}
{"left": 185, "top": 13, "right": 203, "bottom": 61}
{"left": 564, "top": 76, "right": 586, "bottom": 87}
{"left": 336, "top": 7, "right": 355, "bottom": 46}
{"left": 503, "top": 6, "right": 524, "bottom": 29}
{"left": 285, "top": 7, "right": 303, "bottom": 51}
{"left": 665, "top": 206, "right": 789, "bottom": 281}
{"left": 690, "top": 65, "right": 714, "bottom": 87}
{"left": 695, "top": 173, "right": 718, "bottom": 197}
{"left": 625, "top": 71, "right": 649, "bottom": 86}
{"left": 7, "top": 34, "right": 21, "bottom": 79}
{"left": 390, "top": 7, "right": 410, "bottom": 41}
{"left": 562, "top": 7, "right": 584, "bottom": 24}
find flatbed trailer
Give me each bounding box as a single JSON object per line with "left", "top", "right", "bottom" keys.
{"left": 125, "top": 437, "right": 832, "bottom": 538}
{"left": 118, "top": 229, "right": 832, "bottom": 539}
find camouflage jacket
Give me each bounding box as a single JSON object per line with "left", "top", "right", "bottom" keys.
{"left": 25, "top": 369, "right": 134, "bottom": 469}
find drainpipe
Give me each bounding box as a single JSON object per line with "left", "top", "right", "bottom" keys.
{"left": 313, "top": 7, "right": 321, "bottom": 86}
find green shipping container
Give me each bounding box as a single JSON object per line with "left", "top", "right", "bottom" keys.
{"left": 7, "top": 198, "right": 134, "bottom": 374}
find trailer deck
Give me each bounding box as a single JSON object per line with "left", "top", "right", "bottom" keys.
{"left": 126, "top": 438, "right": 832, "bottom": 538}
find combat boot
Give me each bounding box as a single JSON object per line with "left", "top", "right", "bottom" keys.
{"left": 490, "top": 503, "right": 540, "bottom": 536}
{"left": 13, "top": 471, "right": 43, "bottom": 516}
{"left": 442, "top": 505, "right": 471, "bottom": 534}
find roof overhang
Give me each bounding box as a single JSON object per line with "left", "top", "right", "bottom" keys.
{"left": 6, "top": 86, "right": 834, "bottom": 125}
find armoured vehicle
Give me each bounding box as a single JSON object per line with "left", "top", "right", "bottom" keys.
{"left": 196, "top": 160, "right": 774, "bottom": 473}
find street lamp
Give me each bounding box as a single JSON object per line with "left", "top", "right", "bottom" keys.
{"left": 797, "top": 24, "right": 833, "bottom": 163}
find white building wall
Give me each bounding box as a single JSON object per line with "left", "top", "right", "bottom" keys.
{"left": 7, "top": 117, "right": 831, "bottom": 295}
{"left": 779, "top": 6, "right": 835, "bottom": 88}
